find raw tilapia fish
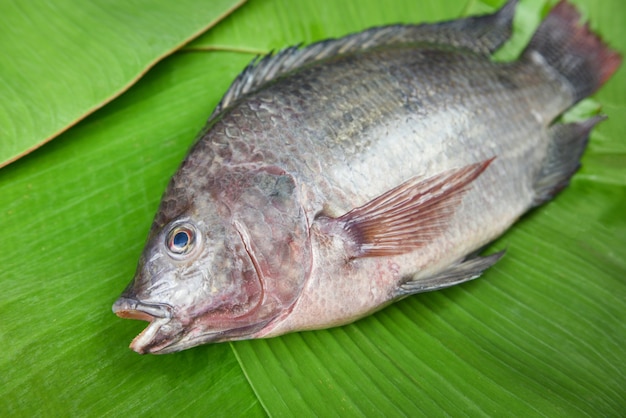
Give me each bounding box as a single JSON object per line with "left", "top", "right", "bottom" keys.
{"left": 113, "top": 0, "right": 621, "bottom": 354}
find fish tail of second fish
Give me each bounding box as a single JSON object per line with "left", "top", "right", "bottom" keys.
{"left": 524, "top": 0, "right": 622, "bottom": 103}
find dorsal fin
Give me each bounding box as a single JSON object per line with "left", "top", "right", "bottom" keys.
{"left": 210, "top": 0, "right": 518, "bottom": 118}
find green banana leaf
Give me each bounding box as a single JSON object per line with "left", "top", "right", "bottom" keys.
{"left": 0, "top": 0, "right": 244, "bottom": 168}
{"left": 1, "top": 0, "right": 624, "bottom": 416}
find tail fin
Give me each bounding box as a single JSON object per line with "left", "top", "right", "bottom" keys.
{"left": 525, "top": 0, "right": 621, "bottom": 102}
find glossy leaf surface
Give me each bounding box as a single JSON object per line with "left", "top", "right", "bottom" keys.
{"left": 0, "top": 0, "right": 244, "bottom": 167}
{"left": 1, "top": 0, "right": 624, "bottom": 415}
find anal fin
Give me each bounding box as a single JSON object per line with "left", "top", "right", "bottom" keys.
{"left": 395, "top": 251, "right": 505, "bottom": 297}
{"left": 533, "top": 116, "right": 604, "bottom": 206}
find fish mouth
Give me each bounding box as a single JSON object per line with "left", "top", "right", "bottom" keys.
{"left": 112, "top": 297, "right": 181, "bottom": 354}
{"left": 112, "top": 297, "right": 171, "bottom": 320}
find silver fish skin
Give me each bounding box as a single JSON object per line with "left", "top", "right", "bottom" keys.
{"left": 112, "top": 0, "right": 621, "bottom": 354}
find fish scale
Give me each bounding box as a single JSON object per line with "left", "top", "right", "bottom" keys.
{"left": 248, "top": 48, "right": 552, "bottom": 213}
{"left": 112, "top": 0, "right": 621, "bottom": 354}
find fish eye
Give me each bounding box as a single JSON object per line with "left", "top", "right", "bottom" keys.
{"left": 166, "top": 223, "right": 197, "bottom": 258}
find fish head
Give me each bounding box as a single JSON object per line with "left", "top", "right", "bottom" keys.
{"left": 113, "top": 165, "right": 311, "bottom": 354}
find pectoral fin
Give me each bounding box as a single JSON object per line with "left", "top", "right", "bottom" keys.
{"left": 395, "top": 251, "right": 505, "bottom": 297}
{"left": 318, "top": 159, "right": 493, "bottom": 258}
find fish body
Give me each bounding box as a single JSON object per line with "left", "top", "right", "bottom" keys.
{"left": 113, "top": 0, "right": 621, "bottom": 353}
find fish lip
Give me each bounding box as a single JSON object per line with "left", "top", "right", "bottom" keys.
{"left": 112, "top": 297, "right": 182, "bottom": 354}
{"left": 129, "top": 317, "right": 183, "bottom": 354}
{"left": 112, "top": 297, "right": 172, "bottom": 320}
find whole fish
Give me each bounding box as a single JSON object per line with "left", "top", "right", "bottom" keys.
{"left": 113, "top": 0, "right": 621, "bottom": 354}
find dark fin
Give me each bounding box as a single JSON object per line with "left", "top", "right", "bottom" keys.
{"left": 210, "top": 1, "right": 518, "bottom": 117}
{"left": 395, "top": 251, "right": 505, "bottom": 297}
{"left": 532, "top": 115, "right": 605, "bottom": 206}
{"left": 418, "top": 0, "right": 518, "bottom": 53}
{"left": 320, "top": 159, "right": 493, "bottom": 258}
{"left": 524, "top": 1, "right": 622, "bottom": 103}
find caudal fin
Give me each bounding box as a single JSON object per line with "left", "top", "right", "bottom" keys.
{"left": 525, "top": 0, "right": 621, "bottom": 102}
